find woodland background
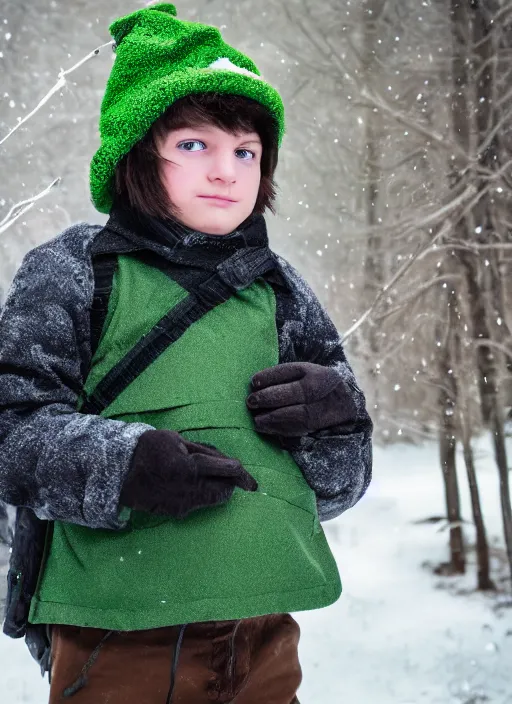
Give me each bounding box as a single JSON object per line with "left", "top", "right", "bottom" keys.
{"left": 1, "top": 1, "right": 512, "bottom": 701}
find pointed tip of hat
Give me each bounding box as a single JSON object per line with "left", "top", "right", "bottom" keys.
{"left": 143, "top": 2, "right": 178, "bottom": 14}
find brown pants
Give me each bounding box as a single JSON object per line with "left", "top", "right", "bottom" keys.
{"left": 49, "top": 614, "right": 302, "bottom": 704}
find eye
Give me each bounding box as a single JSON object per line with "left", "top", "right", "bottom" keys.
{"left": 236, "top": 149, "right": 256, "bottom": 160}
{"left": 177, "top": 140, "right": 206, "bottom": 152}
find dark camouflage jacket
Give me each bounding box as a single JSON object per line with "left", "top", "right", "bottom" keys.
{"left": 0, "top": 209, "right": 372, "bottom": 528}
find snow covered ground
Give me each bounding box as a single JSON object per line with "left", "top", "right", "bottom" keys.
{"left": 1, "top": 436, "right": 511, "bottom": 703}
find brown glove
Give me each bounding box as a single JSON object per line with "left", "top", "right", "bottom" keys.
{"left": 246, "top": 362, "right": 358, "bottom": 437}
{"left": 121, "top": 429, "right": 258, "bottom": 519}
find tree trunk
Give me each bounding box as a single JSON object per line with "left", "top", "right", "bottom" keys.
{"left": 449, "top": 0, "right": 512, "bottom": 585}
{"left": 469, "top": 0, "right": 512, "bottom": 583}
{"left": 351, "top": 0, "right": 387, "bottom": 429}
{"left": 489, "top": 396, "right": 512, "bottom": 574}
{"left": 437, "top": 305, "right": 465, "bottom": 575}
{"left": 438, "top": 422, "right": 466, "bottom": 575}
{"left": 459, "top": 411, "right": 495, "bottom": 590}
{"left": 361, "top": 0, "right": 385, "bottom": 314}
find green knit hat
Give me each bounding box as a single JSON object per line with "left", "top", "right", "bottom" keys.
{"left": 90, "top": 3, "right": 286, "bottom": 214}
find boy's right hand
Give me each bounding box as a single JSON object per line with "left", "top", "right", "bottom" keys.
{"left": 120, "top": 429, "right": 258, "bottom": 519}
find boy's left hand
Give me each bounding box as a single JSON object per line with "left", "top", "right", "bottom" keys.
{"left": 246, "top": 362, "right": 358, "bottom": 437}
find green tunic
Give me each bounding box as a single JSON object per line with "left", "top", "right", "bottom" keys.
{"left": 29, "top": 254, "right": 341, "bottom": 630}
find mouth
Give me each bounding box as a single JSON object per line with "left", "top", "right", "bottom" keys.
{"left": 198, "top": 195, "right": 238, "bottom": 204}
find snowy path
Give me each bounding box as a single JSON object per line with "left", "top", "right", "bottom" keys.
{"left": 1, "top": 438, "right": 511, "bottom": 703}
{"left": 297, "top": 439, "right": 512, "bottom": 703}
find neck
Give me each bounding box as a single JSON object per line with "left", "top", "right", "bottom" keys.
{"left": 110, "top": 205, "right": 269, "bottom": 254}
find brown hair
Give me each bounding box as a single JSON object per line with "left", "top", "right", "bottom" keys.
{"left": 113, "top": 92, "right": 280, "bottom": 220}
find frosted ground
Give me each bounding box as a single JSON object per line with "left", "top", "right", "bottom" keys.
{"left": 1, "top": 437, "right": 511, "bottom": 704}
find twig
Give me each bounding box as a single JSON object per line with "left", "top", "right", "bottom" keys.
{"left": 0, "top": 178, "right": 61, "bottom": 235}
{"left": 476, "top": 156, "right": 512, "bottom": 181}
{"left": 478, "top": 106, "right": 512, "bottom": 156}
{"left": 373, "top": 274, "right": 463, "bottom": 323}
{"left": 359, "top": 85, "right": 471, "bottom": 163}
{"left": 0, "top": 40, "right": 114, "bottom": 147}
{"left": 430, "top": 241, "right": 512, "bottom": 253}
{"left": 350, "top": 184, "right": 478, "bottom": 241}
{"left": 407, "top": 185, "right": 478, "bottom": 241}
{"left": 374, "top": 313, "right": 432, "bottom": 365}
{"left": 342, "top": 220, "right": 451, "bottom": 342}
{"left": 380, "top": 414, "right": 438, "bottom": 441}
{"left": 473, "top": 338, "right": 512, "bottom": 360}
{"left": 491, "top": 0, "right": 512, "bottom": 26}
{"left": 342, "top": 182, "right": 481, "bottom": 342}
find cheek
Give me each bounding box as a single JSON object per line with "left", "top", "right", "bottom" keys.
{"left": 160, "top": 168, "right": 187, "bottom": 202}
{"left": 246, "top": 165, "right": 261, "bottom": 191}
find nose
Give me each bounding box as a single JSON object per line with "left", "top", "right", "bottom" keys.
{"left": 208, "top": 150, "right": 237, "bottom": 184}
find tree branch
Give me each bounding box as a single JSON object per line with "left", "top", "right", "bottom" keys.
{"left": 0, "top": 178, "right": 61, "bottom": 235}
{"left": 342, "top": 220, "right": 451, "bottom": 342}
{"left": 0, "top": 40, "right": 114, "bottom": 147}
{"left": 358, "top": 86, "right": 471, "bottom": 163}
{"left": 373, "top": 274, "right": 463, "bottom": 323}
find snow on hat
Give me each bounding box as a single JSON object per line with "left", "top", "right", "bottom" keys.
{"left": 90, "top": 2, "right": 286, "bottom": 214}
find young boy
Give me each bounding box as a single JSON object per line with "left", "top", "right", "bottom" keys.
{"left": 0, "top": 5, "right": 372, "bottom": 703}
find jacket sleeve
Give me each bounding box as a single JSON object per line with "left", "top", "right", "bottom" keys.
{"left": 273, "top": 254, "right": 373, "bottom": 522}
{"left": 0, "top": 225, "right": 153, "bottom": 530}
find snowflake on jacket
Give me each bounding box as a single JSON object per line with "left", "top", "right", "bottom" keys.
{"left": 0, "top": 222, "right": 372, "bottom": 528}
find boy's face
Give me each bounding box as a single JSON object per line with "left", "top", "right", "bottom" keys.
{"left": 156, "top": 125, "right": 263, "bottom": 235}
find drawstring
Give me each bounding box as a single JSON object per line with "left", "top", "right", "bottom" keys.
{"left": 61, "top": 621, "right": 240, "bottom": 702}
{"left": 226, "top": 620, "right": 242, "bottom": 692}
{"left": 165, "top": 623, "right": 188, "bottom": 704}
{"left": 62, "top": 630, "right": 115, "bottom": 698}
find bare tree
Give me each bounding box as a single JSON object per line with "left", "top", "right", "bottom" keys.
{"left": 437, "top": 292, "right": 466, "bottom": 576}
{"left": 448, "top": 0, "right": 512, "bottom": 582}
{"left": 261, "top": 0, "right": 512, "bottom": 588}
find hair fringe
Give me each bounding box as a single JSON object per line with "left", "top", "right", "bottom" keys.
{"left": 113, "top": 93, "right": 279, "bottom": 220}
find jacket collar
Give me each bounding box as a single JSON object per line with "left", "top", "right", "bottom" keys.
{"left": 94, "top": 206, "right": 270, "bottom": 269}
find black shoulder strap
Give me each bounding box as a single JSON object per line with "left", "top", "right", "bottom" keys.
{"left": 80, "top": 246, "right": 279, "bottom": 416}
{"left": 90, "top": 253, "right": 118, "bottom": 360}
